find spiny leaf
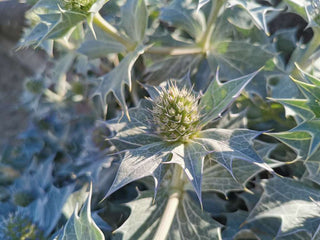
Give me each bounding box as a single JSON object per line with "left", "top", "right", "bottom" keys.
{"left": 113, "top": 190, "right": 221, "bottom": 240}
{"left": 58, "top": 184, "right": 105, "bottom": 240}
{"left": 207, "top": 41, "right": 273, "bottom": 79}
{"left": 22, "top": 3, "right": 87, "bottom": 47}
{"left": 105, "top": 100, "right": 161, "bottom": 151}
{"left": 160, "top": 1, "right": 205, "bottom": 41}
{"left": 247, "top": 177, "right": 320, "bottom": 237}
{"left": 194, "top": 129, "right": 273, "bottom": 175}
{"left": 120, "top": 0, "right": 148, "bottom": 43}
{"left": 199, "top": 69, "right": 260, "bottom": 125}
{"left": 267, "top": 131, "right": 311, "bottom": 160}
{"left": 92, "top": 45, "right": 145, "bottom": 117}
{"left": 77, "top": 25, "right": 126, "bottom": 59}
{"left": 169, "top": 141, "right": 208, "bottom": 204}
{"left": 293, "top": 120, "right": 320, "bottom": 157}
{"left": 305, "top": 149, "right": 320, "bottom": 185}
{"left": 104, "top": 142, "right": 175, "bottom": 199}
{"left": 227, "top": 0, "right": 276, "bottom": 35}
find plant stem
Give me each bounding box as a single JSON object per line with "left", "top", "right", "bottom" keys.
{"left": 93, "top": 13, "right": 136, "bottom": 50}
{"left": 146, "top": 45, "right": 203, "bottom": 55}
{"left": 153, "top": 165, "right": 184, "bottom": 240}
{"left": 198, "top": 0, "right": 224, "bottom": 52}
{"left": 291, "top": 28, "right": 320, "bottom": 78}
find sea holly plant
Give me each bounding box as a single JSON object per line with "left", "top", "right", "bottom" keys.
{"left": 102, "top": 71, "right": 273, "bottom": 239}
{"left": 3, "top": 0, "right": 320, "bottom": 239}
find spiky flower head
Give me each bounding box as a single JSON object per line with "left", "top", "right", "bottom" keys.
{"left": 59, "top": 0, "right": 96, "bottom": 13}
{"left": 151, "top": 83, "right": 201, "bottom": 142}
{"left": 0, "top": 213, "right": 46, "bottom": 240}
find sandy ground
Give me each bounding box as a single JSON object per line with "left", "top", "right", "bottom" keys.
{"left": 0, "top": 1, "right": 47, "bottom": 149}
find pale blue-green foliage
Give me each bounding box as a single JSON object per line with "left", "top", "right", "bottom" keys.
{"left": 103, "top": 73, "right": 271, "bottom": 205}
{"left": 8, "top": 0, "right": 320, "bottom": 239}
{"left": 57, "top": 185, "right": 105, "bottom": 240}
{"left": 269, "top": 68, "right": 320, "bottom": 160}
{"left": 113, "top": 190, "right": 222, "bottom": 240}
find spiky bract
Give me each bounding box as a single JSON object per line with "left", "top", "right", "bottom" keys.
{"left": 151, "top": 83, "right": 200, "bottom": 142}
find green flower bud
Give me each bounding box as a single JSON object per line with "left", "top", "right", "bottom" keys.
{"left": 59, "top": 0, "right": 96, "bottom": 13}
{"left": 152, "top": 83, "right": 200, "bottom": 142}
{"left": 0, "top": 214, "right": 46, "bottom": 240}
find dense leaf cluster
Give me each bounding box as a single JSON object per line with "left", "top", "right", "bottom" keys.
{"left": 1, "top": 0, "right": 320, "bottom": 239}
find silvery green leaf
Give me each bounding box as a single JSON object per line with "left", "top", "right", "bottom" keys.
{"left": 21, "top": 4, "right": 87, "bottom": 47}
{"left": 247, "top": 177, "right": 320, "bottom": 237}
{"left": 227, "top": 0, "right": 276, "bottom": 35}
{"left": 195, "top": 129, "right": 273, "bottom": 175}
{"left": 143, "top": 55, "right": 203, "bottom": 86}
{"left": 169, "top": 141, "right": 208, "bottom": 204}
{"left": 120, "top": 0, "right": 148, "bottom": 43}
{"left": 22, "top": 184, "right": 74, "bottom": 236}
{"left": 305, "top": 0, "right": 320, "bottom": 28}
{"left": 105, "top": 100, "right": 161, "bottom": 151}
{"left": 282, "top": 0, "right": 308, "bottom": 20}
{"left": 222, "top": 210, "right": 249, "bottom": 240}
{"left": 293, "top": 120, "right": 320, "bottom": 157}
{"left": 89, "top": 0, "right": 109, "bottom": 13}
{"left": 197, "top": 0, "right": 210, "bottom": 11}
{"left": 113, "top": 190, "right": 221, "bottom": 240}
{"left": 305, "top": 148, "right": 320, "bottom": 185}
{"left": 58, "top": 185, "right": 105, "bottom": 240}
{"left": 267, "top": 131, "right": 311, "bottom": 160}
{"left": 92, "top": 45, "right": 145, "bottom": 117}
{"left": 104, "top": 142, "right": 175, "bottom": 198}
{"left": 200, "top": 140, "right": 280, "bottom": 196}
{"left": 78, "top": 26, "right": 126, "bottom": 58}
{"left": 160, "top": 1, "right": 205, "bottom": 41}
{"left": 199, "top": 70, "right": 260, "bottom": 125}
{"left": 207, "top": 41, "right": 273, "bottom": 79}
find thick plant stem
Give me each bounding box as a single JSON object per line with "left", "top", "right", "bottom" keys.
{"left": 153, "top": 165, "right": 184, "bottom": 240}
{"left": 93, "top": 13, "right": 135, "bottom": 50}
{"left": 291, "top": 28, "right": 320, "bottom": 78}
{"left": 146, "top": 45, "right": 203, "bottom": 55}
{"left": 198, "top": 0, "right": 224, "bottom": 52}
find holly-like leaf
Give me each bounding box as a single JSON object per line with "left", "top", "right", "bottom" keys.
{"left": 21, "top": 0, "right": 87, "bottom": 47}
{"left": 267, "top": 131, "right": 311, "bottom": 160}
{"left": 169, "top": 141, "right": 208, "bottom": 204}
{"left": 268, "top": 68, "right": 320, "bottom": 159}
{"left": 194, "top": 129, "right": 273, "bottom": 175}
{"left": 78, "top": 26, "right": 126, "bottom": 59}
{"left": 291, "top": 120, "right": 320, "bottom": 156}
{"left": 105, "top": 100, "right": 161, "bottom": 151}
{"left": 305, "top": 148, "right": 320, "bottom": 185}
{"left": 207, "top": 41, "right": 273, "bottom": 79}
{"left": 282, "top": 0, "right": 308, "bottom": 20}
{"left": 227, "top": 0, "right": 276, "bottom": 35}
{"left": 104, "top": 142, "right": 174, "bottom": 198}
{"left": 160, "top": 0, "right": 205, "bottom": 41}
{"left": 113, "top": 190, "right": 221, "bottom": 240}
{"left": 58, "top": 185, "right": 105, "bottom": 240}
{"left": 92, "top": 45, "right": 145, "bottom": 117}
{"left": 120, "top": 0, "right": 148, "bottom": 43}
{"left": 199, "top": 69, "right": 260, "bottom": 125}
{"left": 246, "top": 177, "right": 320, "bottom": 237}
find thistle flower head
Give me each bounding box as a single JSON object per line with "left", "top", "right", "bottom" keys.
{"left": 0, "top": 213, "right": 46, "bottom": 240}
{"left": 59, "top": 0, "right": 96, "bottom": 13}
{"left": 151, "top": 83, "right": 200, "bottom": 142}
